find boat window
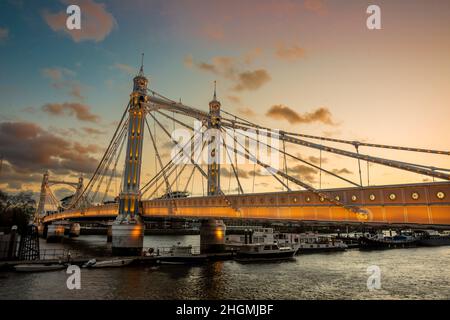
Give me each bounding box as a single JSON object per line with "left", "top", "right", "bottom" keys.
{"left": 264, "top": 245, "right": 271, "bottom": 250}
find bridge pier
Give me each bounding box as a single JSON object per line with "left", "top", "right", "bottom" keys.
{"left": 69, "top": 223, "right": 80, "bottom": 237}
{"left": 46, "top": 224, "right": 65, "bottom": 243}
{"left": 107, "top": 222, "right": 113, "bottom": 242}
{"left": 111, "top": 222, "right": 144, "bottom": 256}
{"left": 200, "top": 219, "right": 226, "bottom": 254}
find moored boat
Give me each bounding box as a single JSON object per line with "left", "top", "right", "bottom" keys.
{"left": 296, "top": 233, "right": 348, "bottom": 254}
{"left": 14, "top": 263, "right": 66, "bottom": 272}
{"left": 157, "top": 244, "right": 208, "bottom": 265}
{"left": 358, "top": 232, "right": 419, "bottom": 250}
{"left": 417, "top": 230, "right": 450, "bottom": 247}
{"left": 235, "top": 243, "right": 296, "bottom": 261}
{"left": 83, "top": 258, "right": 134, "bottom": 268}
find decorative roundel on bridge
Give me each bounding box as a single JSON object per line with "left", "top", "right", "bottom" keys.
{"left": 369, "top": 194, "right": 376, "bottom": 201}
{"left": 293, "top": 197, "right": 298, "bottom": 203}
{"left": 437, "top": 191, "right": 446, "bottom": 199}
{"left": 389, "top": 193, "right": 397, "bottom": 200}
{"left": 305, "top": 197, "right": 311, "bottom": 202}
{"left": 351, "top": 195, "right": 357, "bottom": 202}
{"left": 411, "top": 192, "right": 420, "bottom": 200}
{"left": 335, "top": 195, "right": 340, "bottom": 201}
{"left": 319, "top": 196, "right": 325, "bottom": 202}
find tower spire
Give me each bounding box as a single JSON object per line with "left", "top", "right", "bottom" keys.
{"left": 213, "top": 80, "right": 217, "bottom": 100}
{"left": 138, "top": 53, "right": 144, "bottom": 76}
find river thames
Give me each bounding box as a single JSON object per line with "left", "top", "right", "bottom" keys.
{"left": 0, "top": 235, "right": 449, "bottom": 300}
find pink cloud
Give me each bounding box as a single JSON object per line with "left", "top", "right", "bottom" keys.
{"left": 42, "top": 0, "right": 116, "bottom": 42}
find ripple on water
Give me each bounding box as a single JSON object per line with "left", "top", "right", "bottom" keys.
{"left": 1, "top": 236, "right": 449, "bottom": 300}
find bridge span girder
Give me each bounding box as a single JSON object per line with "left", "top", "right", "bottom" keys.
{"left": 42, "top": 182, "right": 450, "bottom": 227}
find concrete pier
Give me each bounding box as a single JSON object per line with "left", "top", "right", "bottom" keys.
{"left": 111, "top": 223, "right": 144, "bottom": 256}
{"left": 200, "top": 219, "right": 226, "bottom": 254}
{"left": 46, "top": 224, "right": 65, "bottom": 243}
{"left": 69, "top": 223, "right": 81, "bottom": 237}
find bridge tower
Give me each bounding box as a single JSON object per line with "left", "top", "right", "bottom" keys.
{"left": 201, "top": 82, "right": 226, "bottom": 253}
{"left": 34, "top": 171, "right": 49, "bottom": 223}
{"left": 112, "top": 55, "right": 148, "bottom": 256}
{"left": 207, "top": 81, "right": 221, "bottom": 196}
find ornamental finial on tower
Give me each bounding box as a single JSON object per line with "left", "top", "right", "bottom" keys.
{"left": 133, "top": 53, "right": 148, "bottom": 94}
{"left": 138, "top": 53, "right": 144, "bottom": 76}
{"left": 209, "top": 80, "right": 221, "bottom": 112}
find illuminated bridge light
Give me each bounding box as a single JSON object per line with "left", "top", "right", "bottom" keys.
{"left": 437, "top": 192, "right": 446, "bottom": 199}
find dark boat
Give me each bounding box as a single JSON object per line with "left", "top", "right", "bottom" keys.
{"left": 358, "top": 233, "right": 419, "bottom": 250}
{"left": 417, "top": 231, "right": 450, "bottom": 247}
{"left": 235, "top": 243, "right": 297, "bottom": 261}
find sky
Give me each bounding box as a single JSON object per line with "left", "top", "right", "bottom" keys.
{"left": 0, "top": 0, "right": 449, "bottom": 201}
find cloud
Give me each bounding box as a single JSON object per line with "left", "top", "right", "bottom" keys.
{"left": 41, "top": 67, "right": 76, "bottom": 81}
{"left": 220, "top": 167, "right": 249, "bottom": 179}
{"left": 42, "top": 0, "right": 116, "bottom": 43}
{"left": 303, "top": 0, "right": 328, "bottom": 16}
{"left": 243, "top": 48, "right": 263, "bottom": 64}
{"left": 237, "top": 107, "right": 256, "bottom": 117}
{"left": 276, "top": 43, "right": 306, "bottom": 61}
{"left": 42, "top": 102, "right": 100, "bottom": 123}
{"left": 290, "top": 164, "right": 318, "bottom": 183}
{"left": 227, "top": 96, "right": 241, "bottom": 104}
{"left": 0, "top": 27, "right": 9, "bottom": 42}
{"left": 306, "top": 155, "right": 328, "bottom": 165}
{"left": 82, "top": 127, "right": 105, "bottom": 135}
{"left": 185, "top": 53, "right": 271, "bottom": 92}
{"left": 0, "top": 121, "right": 100, "bottom": 177}
{"left": 112, "top": 63, "right": 136, "bottom": 76}
{"left": 233, "top": 69, "right": 271, "bottom": 91}
{"left": 332, "top": 168, "right": 353, "bottom": 175}
{"left": 266, "top": 105, "right": 336, "bottom": 125}
{"left": 200, "top": 24, "right": 225, "bottom": 41}
{"left": 41, "top": 67, "right": 85, "bottom": 100}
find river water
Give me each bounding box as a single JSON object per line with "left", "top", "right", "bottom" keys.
{"left": 0, "top": 235, "right": 449, "bottom": 300}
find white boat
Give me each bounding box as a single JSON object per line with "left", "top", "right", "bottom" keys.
{"left": 157, "top": 244, "right": 207, "bottom": 264}
{"left": 84, "top": 258, "right": 134, "bottom": 268}
{"left": 296, "top": 233, "right": 348, "bottom": 253}
{"left": 226, "top": 228, "right": 347, "bottom": 254}
{"left": 235, "top": 243, "right": 297, "bottom": 261}
{"left": 14, "top": 264, "right": 66, "bottom": 273}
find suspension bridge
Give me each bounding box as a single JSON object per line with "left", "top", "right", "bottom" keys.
{"left": 34, "top": 56, "right": 450, "bottom": 255}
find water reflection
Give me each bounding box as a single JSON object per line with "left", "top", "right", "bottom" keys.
{"left": 1, "top": 235, "right": 449, "bottom": 300}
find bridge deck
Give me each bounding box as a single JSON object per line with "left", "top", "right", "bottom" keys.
{"left": 43, "top": 182, "right": 450, "bottom": 226}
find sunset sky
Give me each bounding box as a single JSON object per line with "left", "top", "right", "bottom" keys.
{"left": 0, "top": 0, "right": 449, "bottom": 201}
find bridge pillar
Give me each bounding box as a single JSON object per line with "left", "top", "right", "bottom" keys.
{"left": 107, "top": 222, "right": 113, "bottom": 242}
{"left": 200, "top": 219, "right": 226, "bottom": 254}
{"left": 69, "top": 223, "right": 80, "bottom": 237}
{"left": 46, "top": 224, "right": 65, "bottom": 243}
{"left": 111, "top": 222, "right": 145, "bottom": 256}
